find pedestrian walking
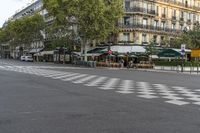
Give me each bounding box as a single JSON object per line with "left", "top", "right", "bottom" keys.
{"left": 127, "top": 60, "right": 133, "bottom": 69}
{"left": 120, "top": 59, "right": 124, "bottom": 68}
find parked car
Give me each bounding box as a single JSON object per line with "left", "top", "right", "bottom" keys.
{"left": 25, "top": 56, "right": 33, "bottom": 62}
{"left": 20, "top": 56, "right": 26, "bottom": 61}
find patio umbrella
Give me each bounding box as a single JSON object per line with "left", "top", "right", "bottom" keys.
{"left": 117, "top": 54, "right": 125, "bottom": 57}
{"left": 129, "top": 55, "right": 138, "bottom": 58}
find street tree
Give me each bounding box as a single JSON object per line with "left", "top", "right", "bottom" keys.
{"left": 43, "top": 0, "right": 124, "bottom": 61}
{"left": 172, "top": 24, "right": 200, "bottom": 49}
{"left": 2, "top": 14, "right": 45, "bottom": 55}
{"left": 146, "top": 40, "right": 157, "bottom": 62}
{"left": 0, "top": 28, "right": 11, "bottom": 44}
{"left": 187, "top": 24, "right": 200, "bottom": 48}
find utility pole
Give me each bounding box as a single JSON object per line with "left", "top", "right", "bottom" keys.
{"left": 181, "top": 44, "right": 186, "bottom": 73}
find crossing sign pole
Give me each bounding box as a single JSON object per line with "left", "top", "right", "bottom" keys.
{"left": 181, "top": 44, "right": 186, "bottom": 72}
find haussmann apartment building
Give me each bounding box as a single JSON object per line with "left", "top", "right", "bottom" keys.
{"left": 118, "top": 0, "right": 200, "bottom": 46}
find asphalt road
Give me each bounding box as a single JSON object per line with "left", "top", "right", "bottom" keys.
{"left": 0, "top": 59, "right": 200, "bottom": 133}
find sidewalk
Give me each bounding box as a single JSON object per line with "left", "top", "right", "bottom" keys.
{"left": 3, "top": 59, "right": 200, "bottom": 75}
{"left": 135, "top": 68, "right": 200, "bottom": 75}
{"left": 45, "top": 62, "right": 200, "bottom": 75}
{"left": 103, "top": 66, "right": 200, "bottom": 75}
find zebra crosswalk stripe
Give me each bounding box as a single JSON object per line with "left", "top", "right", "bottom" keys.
{"left": 73, "top": 75, "right": 97, "bottom": 84}
{"left": 85, "top": 77, "right": 107, "bottom": 87}
{"left": 62, "top": 74, "right": 88, "bottom": 81}
{"left": 116, "top": 80, "right": 134, "bottom": 94}
{"left": 99, "top": 78, "right": 120, "bottom": 90}
{"left": 52, "top": 73, "right": 79, "bottom": 79}
{"left": 43, "top": 72, "right": 69, "bottom": 77}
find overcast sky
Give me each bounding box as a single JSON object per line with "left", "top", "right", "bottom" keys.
{"left": 0, "top": 0, "right": 31, "bottom": 27}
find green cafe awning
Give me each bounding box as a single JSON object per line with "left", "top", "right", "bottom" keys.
{"left": 158, "top": 49, "right": 181, "bottom": 57}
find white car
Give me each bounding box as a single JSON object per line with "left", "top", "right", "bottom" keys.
{"left": 20, "top": 56, "right": 26, "bottom": 61}
{"left": 25, "top": 56, "right": 33, "bottom": 62}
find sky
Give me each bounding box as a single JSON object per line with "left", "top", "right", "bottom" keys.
{"left": 0, "top": 0, "right": 32, "bottom": 27}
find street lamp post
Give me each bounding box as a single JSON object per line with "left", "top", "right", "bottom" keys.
{"left": 180, "top": 44, "right": 186, "bottom": 73}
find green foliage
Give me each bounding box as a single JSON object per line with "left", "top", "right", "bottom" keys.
{"left": 154, "top": 60, "right": 182, "bottom": 66}
{"left": 154, "top": 60, "right": 200, "bottom": 67}
{"left": 0, "top": 14, "right": 45, "bottom": 47}
{"left": 43, "top": 0, "right": 124, "bottom": 42}
{"left": 0, "top": 28, "right": 10, "bottom": 44}
{"left": 172, "top": 24, "right": 200, "bottom": 49}
{"left": 45, "top": 38, "right": 67, "bottom": 50}
{"left": 146, "top": 40, "right": 157, "bottom": 55}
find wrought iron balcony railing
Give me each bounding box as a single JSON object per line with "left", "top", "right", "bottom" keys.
{"left": 172, "top": 16, "right": 176, "bottom": 20}
{"left": 187, "top": 19, "right": 192, "bottom": 25}
{"left": 118, "top": 23, "right": 182, "bottom": 33}
{"left": 161, "top": 14, "right": 166, "bottom": 18}
{"left": 125, "top": 7, "right": 156, "bottom": 16}
{"left": 157, "top": 0, "right": 200, "bottom": 11}
{"left": 179, "top": 18, "right": 184, "bottom": 22}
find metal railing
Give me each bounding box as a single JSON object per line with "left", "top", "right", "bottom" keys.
{"left": 155, "top": 65, "right": 200, "bottom": 74}
{"left": 179, "top": 18, "right": 184, "bottom": 22}
{"left": 118, "top": 23, "right": 182, "bottom": 33}
{"left": 157, "top": 0, "right": 200, "bottom": 10}
{"left": 172, "top": 16, "right": 176, "bottom": 20}
{"left": 125, "top": 7, "right": 156, "bottom": 16}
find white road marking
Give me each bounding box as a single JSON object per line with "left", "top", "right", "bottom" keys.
{"left": 73, "top": 75, "right": 97, "bottom": 84}
{"left": 99, "top": 78, "right": 120, "bottom": 90}
{"left": 172, "top": 86, "right": 200, "bottom": 103}
{"left": 43, "top": 73, "right": 70, "bottom": 78}
{"left": 165, "top": 100, "right": 189, "bottom": 106}
{"left": 153, "top": 84, "right": 184, "bottom": 101}
{"left": 116, "top": 80, "right": 134, "bottom": 94}
{"left": 193, "top": 102, "right": 200, "bottom": 105}
{"left": 137, "top": 82, "right": 158, "bottom": 99}
{"left": 52, "top": 73, "right": 79, "bottom": 79}
{"left": 85, "top": 77, "right": 107, "bottom": 87}
{"left": 62, "top": 74, "right": 88, "bottom": 81}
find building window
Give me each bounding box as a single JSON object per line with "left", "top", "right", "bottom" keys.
{"left": 160, "top": 36, "right": 165, "bottom": 46}
{"left": 197, "top": 15, "right": 199, "bottom": 21}
{"left": 193, "top": 14, "right": 196, "bottom": 21}
{"left": 180, "top": 11, "right": 184, "bottom": 21}
{"left": 185, "top": 0, "right": 188, "bottom": 7}
{"left": 143, "top": 2, "right": 148, "bottom": 13}
{"left": 180, "top": 25, "right": 184, "bottom": 30}
{"left": 124, "top": 16, "right": 130, "bottom": 25}
{"left": 143, "top": 18, "right": 148, "bottom": 28}
{"left": 184, "top": 12, "right": 187, "bottom": 21}
{"left": 154, "top": 20, "right": 158, "bottom": 29}
{"left": 153, "top": 35, "right": 157, "bottom": 43}
{"left": 161, "top": 7, "right": 166, "bottom": 17}
{"left": 161, "top": 21, "right": 166, "bottom": 30}
{"left": 172, "top": 23, "right": 176, "bottom": 30}
{"left": 123, "top": 33, "right": 130, "bottom": 42}
{"left": 188, "top": 13, "right": 191, "bottom": 20}
{"left": 125, "top": 1, "right": 130, "bottom": 9}
{"left": 161, "top": 36, "right": 164, "bottom": 41}
{"left": 172, "top": 9, "right": 176, "bottom": 20}
{"left": 156, "top": 6, "right": 159, "bottom": 16}
{"left": 142, "top": 34, "right": 147, "bottom": 43}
